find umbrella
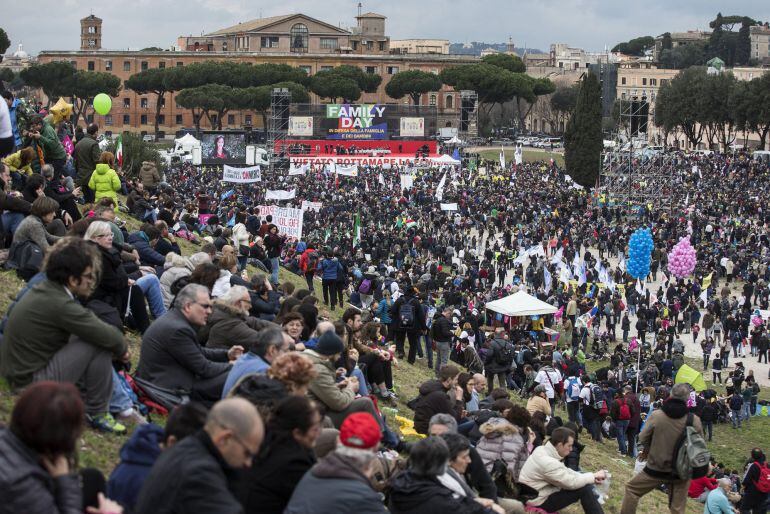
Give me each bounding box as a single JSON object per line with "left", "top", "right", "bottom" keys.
{"left": 675, "top": 364, "right": 707, "bottom": 392}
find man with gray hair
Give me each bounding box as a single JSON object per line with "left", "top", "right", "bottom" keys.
{"left": 703, "top": 478, "right": 735, "bottom": 513}
{"left": 199, "top": 285, "right": 276, "bottom": 350}
{"left": 135, "top": 397, "right": 264, "bottom": 514}
{"left": 40, "top": 163, "right": 80, "bottom": 223}
{"left": 620, "top": 383, "right": 703, "bottom": 514}
{"left": 138, "top": 284, "right": 244, "bottom": 406}
{"left": 221, "top": 325, "right": 292, "bottom": 398}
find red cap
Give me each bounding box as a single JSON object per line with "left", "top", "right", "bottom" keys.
{"left": 339, "top": 412, "right": 381, "bottom": 450}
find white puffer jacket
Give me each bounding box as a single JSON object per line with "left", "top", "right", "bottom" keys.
{"left": 518, "top": 441, "right": 595, "bottom": 506}
{"left": 474, "top": 417, "right": 529, "bottom": 481}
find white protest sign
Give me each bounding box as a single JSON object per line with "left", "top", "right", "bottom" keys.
{"left": 301, "top": 200, "right": 322, "bottom": 212}
{"left": 257, "top": 205, "right": 304, "bottom": 239}
{"left": 440, "top": 203, "right": 458, "bottom": 211}
{"left": 289, "top": 163, "right": 308, "bottom": 176}
{"left": 335, "top": 164, "right": 358, "bottom": 177}
{"left": 265, "top": 189, "right": 296, "bottom": 201}
{"left": 399, "top": 173, "right": 413, "bottom": 190}
{"left": 222, "top": 165, "right": 261, "bottom": 183}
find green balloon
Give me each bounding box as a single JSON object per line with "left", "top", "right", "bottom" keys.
{"left": 93, "top": 93, "right": 112, "bottom": 115}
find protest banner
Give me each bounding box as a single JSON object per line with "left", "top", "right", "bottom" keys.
{"left": 265, "top": 189, "right": 296, "bottom": 201}
{"left": 335, "top": 164, "right": 358, "bottom": 177}
{"left": 301, "top": 200, "right": 322, "bottom": 212}
{"left": 222, "top": 165, "right": 261, "bottom": 183}
{"left": 289, "top": 163, "right": 308, "bottom": 176}
{"left": 257, "top": 205, "right": 304, "bottom": 239}
{"left": 440, "top": 203, "right": 458, "bottom": 211}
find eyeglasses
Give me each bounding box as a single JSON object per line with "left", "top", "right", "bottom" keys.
{"left": 193, "top": 301, "right": 213, "bottom": 310}
{"left": 229, "top": 430, "right": 256, "bottom": 461}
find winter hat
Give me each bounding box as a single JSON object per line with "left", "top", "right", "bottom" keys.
{"left": 339, "top": 412, "right": 381, "bottom": 450}
{"left": 315, "top": 331, "right": 345, "bottom": 356}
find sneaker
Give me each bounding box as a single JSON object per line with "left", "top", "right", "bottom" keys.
{"left": 88, "top": 413, "right": 128, "bottom": 435}
{"left": 117, "top": 408, "right": 148, "bottom": 426}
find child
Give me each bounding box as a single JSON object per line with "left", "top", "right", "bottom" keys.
{"left": 601, "top": 416, "right": 617, "bottom": 439}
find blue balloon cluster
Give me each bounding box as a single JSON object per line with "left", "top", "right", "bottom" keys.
{"left": 627, "top": 228, "right": 654, "bottom": 279}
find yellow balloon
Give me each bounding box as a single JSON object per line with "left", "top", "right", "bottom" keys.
{"left": 50, "top": 97, "right": 73, "bottom": 124}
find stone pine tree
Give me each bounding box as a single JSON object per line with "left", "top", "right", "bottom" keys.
{"left": 736, "top": 18, "right": 752, "bottom": 66}
{"left": 564, "top": 72, "right": 602, "bottom": 188}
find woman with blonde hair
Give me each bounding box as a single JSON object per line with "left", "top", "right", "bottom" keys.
{"left": 88, "top": 151, "right": 121, "bottom": 204}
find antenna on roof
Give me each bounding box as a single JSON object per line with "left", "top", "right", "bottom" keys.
{"left": 358, "top": 2, "right": 362, "bottom": 17}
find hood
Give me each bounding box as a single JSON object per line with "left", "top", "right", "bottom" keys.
{"left": 141, "top": 162, "right": 156, "bottom": 172}
{"left": 312, "top": 452, "right": 372, "bottom": 486}
{"left": 95, "top": 163, "right": 112, "bottom": 175}
{"left": 661, "top": 398, "right": 688, "bottom": 419}
{"left": 118, "top": 423, "right": 164, "bottom": 465}
{"left": 211, "top": 300, "right": 246, "bottom": 320}
{"left": 389, "top": 471, "right": 452, "bottom": 509}
{"left": 418, "top": 379, "right": 447, "bottom": 396}
{"left": 296, "top": 242, "right": 307, "bottom": 253}
{"left": 479, "top": 417, "right": 521, "bottom": 437}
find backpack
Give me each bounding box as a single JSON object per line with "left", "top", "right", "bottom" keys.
{"left": 495, "top": 340, "right": 515, "bottom": 366}
{"left": 618, "top": 398, "right": 631, "bottom": 420}
{"left": 398, "top": 300, "right": 416, "bottom": 329}
{"left": 358, "top": 278, "right": 373, "bottom": 295}
{"left": 672, "top": 412, "right": 711, "bottom": 480}
{"left": 5, "top": 240, "right": 44, "bottom": 282}
{"left": 729, "top": 395, "right": 743, "bottom": 411}
{"left": 306, "top": 251, "right": 319, "bottom": 271}
{"left": 566, "top": 378, "right": 581, "bottom": 401}
{"left": 590, "top": 384, "right": 604, "bottom": 411}
{"left": 752, "top": 462, "right": 770, "bottom": 493}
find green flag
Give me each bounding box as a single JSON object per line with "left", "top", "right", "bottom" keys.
{"left": 352, "top": 213, "right": 361, "bottom": 247}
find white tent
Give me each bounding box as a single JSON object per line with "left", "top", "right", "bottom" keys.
{"left": 174, "top": 133, "right": 201, "bottom": 153}
{"left": 485, "top": 290, "right": 558, "bottom": 317}
{"left": 447, "top": 135, "right": 465, "bottom": 145}
{"left": 429, "top": 154, "right": 461, "bottom": 165}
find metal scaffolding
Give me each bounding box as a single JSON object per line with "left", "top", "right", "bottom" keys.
{"left": 267, "top": 88, "right": 291, "bottom": 174}
{"left": 600, "top": 97, "right": 673, "bottom": 212}
{"left": 459, "top": 90, "right": 478, "bottom": 139}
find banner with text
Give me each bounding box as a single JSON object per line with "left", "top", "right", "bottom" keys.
{"left": 257, "top": 205, "right": 304, "bottom": 239}
{"left": 301, "top": 200, "right": 322, "bottom": 212}
{"left": 265, "top": 189, "right": 296, "bottom": 201}
{"left": 399, "top": 117, "right": 425, "bottom": 137}
{"left": 222, "top": 165, "right": 261, "bottom": 183}
{"left": 335, "top": 164, "right": 359, "bottom": 177}
{"left": 440, "top": 203, "right": 458, "bottom": 211}
{"left": 288, "top": 116, "right": 314, "bottom": 137}
{"left": 325, "top": 104, "right": 387, "bottom": 140}
{"left": 288, "top": 163, "right": 308, "bottom": 176}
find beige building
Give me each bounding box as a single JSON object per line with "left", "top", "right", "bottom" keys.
{"left": 751, "top": 24, "right": 770, "bottom": 64}
{"left": 0, "top": 44, "right": 35, "bottom": 73}
{"left": 653, "top": 30, "right": 710, "bottom": 61}
{"left": 390, "top": 39, "right": 450, "bottom": 55}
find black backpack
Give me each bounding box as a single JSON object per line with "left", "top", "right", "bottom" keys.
{"left": 495, "top": 339, "right": 515, "bottom": 365}
{"left": 398, "top": 300, "right": 416, "bottom": 329}
{"left": 6, "top": 240, "right": 43, "bottom": 282}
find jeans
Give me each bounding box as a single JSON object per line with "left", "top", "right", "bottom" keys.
{"left": 350, "top": 367, "right": 369, "bottom": 397}
{"left": 615, "top": 419, "right": 630, "bottom": 454}
{"left": 567, "top": 401, "right": 581, "bottom": 425}
{"left": 142, "top": 208, "right": 157, "bottom": 224}
{"left": 732, "top": 409, "right": 742, "bottom": 428}
{"left": 270, "top": 257, "right": 280, "bottom": 285}
{"left": 742, "top": 403, "right": 752, "bottom": 422}
{"left": 136, "top": 274, "right": 167, "bottom": 319}
{"left": 321, "top": 279, "right": 337, "bottom": 308}
{"left": 703, "top": 354, "right": 710, "bottom": 369}
{"left": 626, "top": 426, "right": 638, "bottom": 457}
{"left": 434, "top": 340, "right": 450, "bottom": 373}
{"left": 304, "top": 271, "right": 315, "bottom": 292}
{"left": 109, "top": 368, "right": 134, "bottom": 414}
{"left": 540, "top": 484, "right": 605, "bottom": 514}
{"left": 1, "top": 211, "right": 25, "bottom": 238}
{"left": 421, "top": 333, "right": 434, "bottom": 368}
{"left": 703, "top": 420, "right": 713, "bottom": 441}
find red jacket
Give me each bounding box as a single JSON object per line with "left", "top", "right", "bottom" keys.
{"left": 299, "top": 247, "right": 316, "bottom": 273}
{"left": 688, "top": 476, "right": 717, "bottom": 498}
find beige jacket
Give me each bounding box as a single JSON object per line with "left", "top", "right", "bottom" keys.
{"left": 518, "top": 441, "right": 595, "bottom": 506}
{"left": 526, "top": 394, "right": 552, "bottom": 418}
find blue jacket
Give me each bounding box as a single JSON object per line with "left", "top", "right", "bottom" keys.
{"left": 107, "top": 424, "right": 164, "bottom": 512}
{"left": 318, "top": 257, "right": 339, "bottom": 280}
{"left": 9, "top": 99, "right": 21, "bottom": 147}
{"left": 127, "top": 231, "right": 166, "bottom": 267}
{"left": 704, "top": 487, "right": 732, "bottom": 514}
{"left": 221, "top": 353, "right": 270, "bottom": 398}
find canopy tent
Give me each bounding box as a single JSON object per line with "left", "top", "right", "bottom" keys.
{"left": 174, "top": 133, "right": 201, "bottom": 153}
{"left": 447, "top": 135, "right": 465, "bottom": 145}
{"left": 675, "top": 364, "right": 707, "bottom": 392}
{"left": 429, "top": 154, "right": 461, "bottom": 165}
{"left": 485, "top": 290, "right": 558, "bottom": 317}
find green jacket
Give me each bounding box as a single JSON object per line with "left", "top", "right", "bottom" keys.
{"left": 303, "top": 349, "right": 354, "bottom": 412}
{"left": 72, "top": 134, "right": 102, "bottom": 186}
{"left": 0, "top": 280, "right": 126, "bottom": 387}
{"left": 88, "top": 163, "right": 121, "bottom": 203}
{"left": 37, "top": 121, "right": 67, "bottom": 161}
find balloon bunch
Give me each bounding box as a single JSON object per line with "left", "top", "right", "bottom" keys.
{"left": 667, "top": 236, "right": 697, "bottom": 278}
{"left": 627, "top": 228, "right": 654, "bottom": 279}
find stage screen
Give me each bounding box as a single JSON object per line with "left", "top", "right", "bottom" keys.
{"left": 201, "top": 132, "right": 247, "bottom": 164}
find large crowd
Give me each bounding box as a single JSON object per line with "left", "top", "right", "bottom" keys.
{"left": 1, "top": 90, "right": 770, "bottom": 514}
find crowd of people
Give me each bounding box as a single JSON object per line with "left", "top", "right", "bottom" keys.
{"left": 1, "top": 91, "right": 770, "bottom": 514}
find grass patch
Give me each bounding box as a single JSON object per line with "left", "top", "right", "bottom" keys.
{"left": 477, "top": 148, "right": 565, "bottom": 168}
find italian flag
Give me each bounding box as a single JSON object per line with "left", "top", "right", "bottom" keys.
{"left": 352, "top": 213, "right": 361, "bottom": 247}
{"left": 115, "top": 134, "right": 123, "bottom": 168}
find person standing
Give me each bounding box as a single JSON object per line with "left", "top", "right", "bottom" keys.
{"left": 0, "top": 91, "right": 14, "bottom": 158}
{"left": 728, "top": 389, "right": 744, "bottom": 429}
{"left": 431, "top": 306, "right": 454, "bottom": 376}
{"left": 72, "top": 123, "right": 101, "bottom": 203}
{"left": 484, "top": 328, "right": 514, "bottom": 393}
{"left": 610, "top": 390, "right": 633, "bottom": 456}
{"left": 390, "top": 286, "right": 426, "bottom": 364}
{"left": 579, "top": 375, "right": 602, "bottom": 443}
{"left": 317, "top": 249, "right": 339, "bottom": 309}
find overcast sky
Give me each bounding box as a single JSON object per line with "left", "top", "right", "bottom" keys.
{"left": 4, "top": 0, "right": 769, "bottom": 55}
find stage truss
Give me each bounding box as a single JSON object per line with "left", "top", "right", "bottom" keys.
{"left": 267, "top": 88, "right": 291, "bottom": 173}
{"left": 459, "top": 90, "right": 478, "bottom": 139}
{"left": 600, "top": 97, "right": 673, "bottom": 211}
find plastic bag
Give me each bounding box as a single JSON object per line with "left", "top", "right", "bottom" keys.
{"left": 596, "top": 471, "right": 611, "bottom": 504}
{"left": 634, "top": 457, "right": 646, "bottom": 475}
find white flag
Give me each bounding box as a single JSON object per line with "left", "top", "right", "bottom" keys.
{"left": 543, "top": 266, "right": 552, "bottom": 292}
{"left": 514, "top": 144, "right": 523, "bottom": 166}
{"left": 635, "top": 279, "right": 644, "bottom": 295}
{"left": 550, "top": 247, "right": 563, "bottom": 264}
{"left": 265, "top": 189, "right": 296, "bottom": 201}
{"left": 435, "top": 172, "right": 447, "bottom": 201}
{"left": 378, "top": 173, "right": 385, "bottom": 186}
{"left": 499, "top": 146, "right": 506, "bottom": 169}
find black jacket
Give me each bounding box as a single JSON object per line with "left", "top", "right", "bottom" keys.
{"left": 134, "top": 431, "right": 243, "bottom": 514}
{"left": 388, "top": 471, "right": 489, "bottom": 514}
{"left": 431, "top": 315, "right": 454, "bottom": 342}
{"left": 390, "top": 293, "right": 426, "bottom": 333}
{"left": 237, "top": 432, "right": 315, "bottom": 514}
{"left": 484, "top": 337, "right": 512, "bottom": 374}
{"left": 412, "top": 379, "right": 463, "bottom": 435}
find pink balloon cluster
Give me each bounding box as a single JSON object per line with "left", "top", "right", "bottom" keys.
{"left": 667, "top": 237, "right": 697, "bottom": 278}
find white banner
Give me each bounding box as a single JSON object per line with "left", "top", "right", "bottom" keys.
{"left": 301, "top": 200, "right": 322, "bottom": 212}
{"left": 335, "top": 164, "right": 358, "bottom": 177}
{"left": 257, "top": 205, "right": 304, "bottom": 239}
{"left": 440, "top": 203, "right": 458, "bottom": 211}
{"left": 288, "top": 163, "right": 308, "bottom": 176}
{"left": 399, "top": 173, "right": 413, "bottom": 190}
{"left": 222, "top": 165, "right": 261, "bottom": 183}
{"left": 399, "top": 117, "right": 425, "bottom": 137}
{"left": 265, "top": 189, "right": 296, "bottom": 201}
{"left": 288, "top": 116, "right": 313, "bottom": 136}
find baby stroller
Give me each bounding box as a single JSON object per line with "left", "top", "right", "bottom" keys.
{"left": 714, "top": 397, "right": 730, "bottom": 424}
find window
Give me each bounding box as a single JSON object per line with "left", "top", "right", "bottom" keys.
{"left": 123, "top": 114, "right": 130, "bottom": 124}
{"left": 558, "top": 62, "right": 563, "bottom": 68}
{"left": 429, "top": 94, "right": 437, "bottom": 106}
{"left": 211, "top": 115, "right": 218, "bottom": 125}
{"left": 158, "top": 61, "right": 166, "bottom": 69}
{"left": 299, "top": 65, "right": 312, "bottom": 75}
{"left": 123, "top": 61, "right": 131, "bottom": 72}
{"left": 176, "top": 114, "right": 183, "bottom": 124}
{"left": 140, "top": 114, "right": 148, "bottom": 124}
{"left": 660, "top": 79, "right": 668, "bottom": 86}
{"left": 88, "top": 26, "right": 96, "bottom": 34}
{"left": 105, "top": 115, "right": 113, "bottom": 126}
{"left": 245, "top": 115, "right": 252, "bottom": 125}
{"left": 379, "top": 41, "right": 385, "bottom": 51}
{"left": 237, "top": 36, "right": 250, "bottom": 51}
{"left": 650, "top": 78, "right": 657, "bottom": 86}
{"left": 105, "top": 60, "right": 112, "bottom": 71}
{"left": 123, "top": 98, "right": 130, "bottom": 108}
{"left": 387, "top": 66, "right": 399, "bottom": 74}
{"left": 642, "top": 78, "right": 647, "bottom": 85}
{"left": 88, "top": 61, "right": 95, "bottom": 71}
{"left": 621, "top": 77, "right": 627, "bottom": 85}
{"left": 351, "top": 41, "right": 358, "bottom": 50}
{"left": 140, "top": 98, "right": 148, "bottom": 109}
{"left": 222, "top": 42, "right": 228, "bottom": 52}
{"left": 320, "top": 38, "right": 339, "bottom": 50}
{"left": 176, "top": 61, "right": 184, "bottom": 67}
{"left": 141, "top": 61, "right": 148, "bottom": 71}
{"left": 157, "top": 114, "right": 165, "bottom": 124}
{"left": 261, "top": 36, "right": 279, "bottom": 48}
{"left": 365, "top": 66, "right": 377, "bottom": 74}
{"left": 320, "top": 65, "right": 333, "bottom": 72}
{"left": 290, "top": 24, "right": 309, "bottom": 52}
{"left": 446, "top": 95, "right": 453, "bottom": 109}
{"left": 227, "top": 114, "right": 235, "bottom": 125}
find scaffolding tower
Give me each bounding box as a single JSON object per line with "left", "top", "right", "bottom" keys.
{"left": 459, "top": 90, "right": 478, "bottom": 139}
{"left": 600, "top": 97, "right": 673, "bottom": 212}
{"left": 267, "top": 88, "right": 291, "bottom": 174}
